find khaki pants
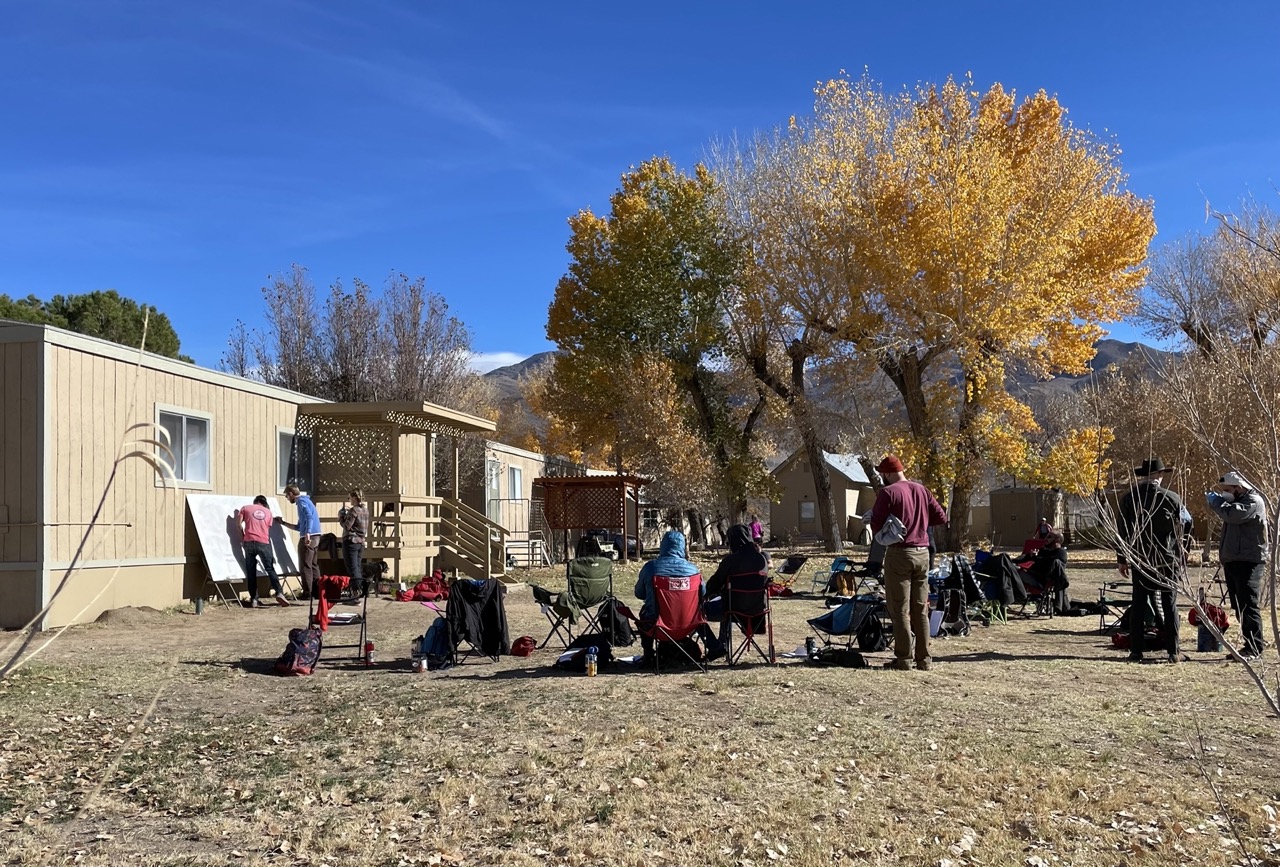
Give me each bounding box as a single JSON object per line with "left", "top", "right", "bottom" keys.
{"left": 883, "top": 546, "right": 931, "bottom": 664}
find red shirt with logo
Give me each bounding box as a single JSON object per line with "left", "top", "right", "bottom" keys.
{"left": 238, "top": 504, "right": 274, "bottom": 545}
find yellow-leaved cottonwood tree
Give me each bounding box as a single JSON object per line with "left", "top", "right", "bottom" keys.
{"left": 545, "top": 157, "right": 774, "bottom": 520}
{"left": 716, "top": 74, "right": 1155, "bottom": 548}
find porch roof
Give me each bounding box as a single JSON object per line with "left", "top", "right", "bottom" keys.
{"left": 296, "top": 400, "right": 496, "bottom": 436}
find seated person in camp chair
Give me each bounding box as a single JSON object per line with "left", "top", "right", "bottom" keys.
{"left": 706, "top": 523, "right": 770, "bottom": 647}
{"left": 635, "top": 530, "right": 724, "bottom": 664}
{"left": 1016, "top": 531, "right": 1071, "bottom": 613}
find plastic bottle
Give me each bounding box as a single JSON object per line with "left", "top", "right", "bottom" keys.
{"left": 364, "top": 640, "right": 376, "bottom": 667}
{"left": 585, "top": 647, "right": 598, "bottom": 677}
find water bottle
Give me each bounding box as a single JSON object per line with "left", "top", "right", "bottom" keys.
{"left": 585, "top": 647, "right": 598, "bottom": 677}
{"left": 805, "top": 637, "right": 817, "bottom": 659}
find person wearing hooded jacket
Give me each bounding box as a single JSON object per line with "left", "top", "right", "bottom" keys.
{"left": 1206, "top": 471, "right": 1269, "bottom": 659}
{"left": 705, "top": 523, "right": 771, "bottom": 647}
{"left": 634, "top": 529, "right": 724, "bottom": 663}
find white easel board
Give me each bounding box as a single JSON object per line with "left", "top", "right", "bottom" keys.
{"left": 187, "top": 494, "right": 300, "bottom": 584}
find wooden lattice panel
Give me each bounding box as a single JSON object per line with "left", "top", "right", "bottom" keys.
{"left": 541, "top": 483, "right": 624, "bottom": 530}
{"left": 314, "top": 425, "right": 394, "bottom": 498}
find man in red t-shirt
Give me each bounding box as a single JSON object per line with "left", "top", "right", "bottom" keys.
{"left": 235, "top": 495, "right": 289, "bottom": 608}
{"left": 869, "top": 454, "right": 948, "bottom": 671}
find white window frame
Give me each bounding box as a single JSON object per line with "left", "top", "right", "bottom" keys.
{"left": 154, "top": 403, "right": 214, "bottom": 490}
{"left": 276, "top": 426, "right": 315, "bottom": 493}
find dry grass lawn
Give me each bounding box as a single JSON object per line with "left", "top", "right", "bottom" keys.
{"left": 3, "top": 549, "right": 1280, "bottom": 866}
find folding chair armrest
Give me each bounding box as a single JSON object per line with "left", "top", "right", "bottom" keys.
{"left": 530, "top": 585, "right": 559, "bottom": 606}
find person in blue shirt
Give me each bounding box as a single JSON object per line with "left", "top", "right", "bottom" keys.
{"left": 279, "top": 483, "right": 322, "bottom": 598}
{"left": 634, "top": 530, "right": 723, "bottom": 663}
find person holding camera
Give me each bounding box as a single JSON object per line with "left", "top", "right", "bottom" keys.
{"left": 1206, "top": 471, "right": 1268, "bottom": 660}
{"left": 340, "top": 488, "right": 370, "bottom": 599}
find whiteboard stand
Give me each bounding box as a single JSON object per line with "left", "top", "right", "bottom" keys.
{"left": 187, "top": 494, "right": 303, "bottom": 613}
{"left": 209, "top": 571, "right": 247, "bottom": 610}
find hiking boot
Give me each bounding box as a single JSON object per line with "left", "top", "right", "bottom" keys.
{"left": 882, "top": 659, "right": 911, "bottom": 671}
{"left": 1126, "top": 654, "right": 1143, "bottom": 663}
{"left": 916, "top": 659, "right": 932, "bottom": 671}
{"left": 275, "top": 595, "right": 291, "bottom": 607}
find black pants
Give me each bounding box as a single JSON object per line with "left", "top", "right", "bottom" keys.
{"left": 1130, "top": 569, "right": 1179, "bottom": 658}
{"left": 344, "top": 540, "right": 365, "bottom": 596}
{"left": 242, "top": 541, "right": 282, "bottom": 601}
{"left": 1224, "top": 560, "right": 1265, "bottom": 656}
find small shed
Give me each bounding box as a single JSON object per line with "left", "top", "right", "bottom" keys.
{"left": 537, "top": 474, "right": 648, "bottom": 564}
{"left": 987, "top": 486, "right": 1065, "bottom": 549}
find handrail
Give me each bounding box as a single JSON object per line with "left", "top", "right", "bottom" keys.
{"left": 440, "top": 498, "right": 507, "bottom": 578}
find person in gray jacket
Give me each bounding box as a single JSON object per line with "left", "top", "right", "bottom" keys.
{"left": 1206, "top": 471, "right": 1268, "bottom": 659}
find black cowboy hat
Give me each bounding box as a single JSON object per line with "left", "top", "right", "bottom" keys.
{"left": 1134, "top": 457, "right": 1175, "bottom": 477}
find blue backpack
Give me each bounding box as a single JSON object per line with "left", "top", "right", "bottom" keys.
{"left": 416, "top": 618, "right": 453, "bottom": 671}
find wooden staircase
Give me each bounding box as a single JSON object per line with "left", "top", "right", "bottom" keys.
{"left": 438, "top": 498, "right": 513, "bottom": 582}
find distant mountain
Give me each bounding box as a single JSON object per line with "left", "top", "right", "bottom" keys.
{"left": 483, "top": 351, "right": 556, "bottom": 403}
{"left": 1007, "top": 339, "right": 1176, "bottom": 409}
{"left": 485, "top": 351, "right": 557, "bottom": 380}
{"left": 479, "top": 340, "right": 1171, "bottom": 447}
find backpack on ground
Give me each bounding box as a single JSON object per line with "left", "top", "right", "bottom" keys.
{"left": 414, "top": 617, "right": 453, "bottom": 671}
{"left": 598, "top": 598, "right": 635, "bottom": 647}
{"left": 554, "top": 633, "right": 615, "bottom": 672}
{"left": 807, "top": 646, "right": 868, "bottom": 668}
{"left": 276, "top": 627, "right": 322, "bottom": 676}
{"left": 857, "top": 612, "right": 889, "bottom": 652}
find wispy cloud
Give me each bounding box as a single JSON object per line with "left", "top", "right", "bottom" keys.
{"left": 470, "top": 351, "right": 527, "bottom": 373}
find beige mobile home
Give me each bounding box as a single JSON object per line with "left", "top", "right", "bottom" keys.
{"left": 770, "top": 450, "right": 875, "bottom": 543}
{"left": 0, "top": 322, "right": 500, "bottom": 630}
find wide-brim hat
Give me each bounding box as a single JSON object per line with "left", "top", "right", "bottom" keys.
{"left": 1134, "top": 458, "right": 1174, "bottom": 477}
{"left": 1217, "top": 471, "right": 1254, "bottom": 491}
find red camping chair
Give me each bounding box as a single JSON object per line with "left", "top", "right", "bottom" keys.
{"left": 1021, "top": 538, "right": 1047, "bottom": 556}
{"left": 723, "top": 570, "right": 776, "bottom": 666}
{"left": 639, "top": 573, "right": 708, "bottom": 673}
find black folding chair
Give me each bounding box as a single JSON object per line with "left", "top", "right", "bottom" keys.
{"left": 1098, "top": 581, "right": 1132, "bottom": 633}
{"left": 308, "top": 580, "right": 369, "bottom": 665}
{"left": 723, "top": 571, "right": 775, "bottom": 665}
{"left": 446, "top": 578, "right": 510, "bottom": 664}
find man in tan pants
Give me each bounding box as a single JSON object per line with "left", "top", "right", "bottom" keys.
{"left": 868, "top": 455, "right": 949, "bottom": 671}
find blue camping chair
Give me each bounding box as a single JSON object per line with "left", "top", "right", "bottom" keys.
{"left": 808, "top": 595, "right": 890, "bottom": 652}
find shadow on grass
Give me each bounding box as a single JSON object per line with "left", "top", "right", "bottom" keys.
{"left": 936, "top": 650, "right": 1103, "bottom": 663}
{"left": 1030, "top": 626, "right": 1107, "bottom": 637}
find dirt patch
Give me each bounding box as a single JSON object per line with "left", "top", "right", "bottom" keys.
{"left": 92, "top": 606, "right": 170, "bottom": 627}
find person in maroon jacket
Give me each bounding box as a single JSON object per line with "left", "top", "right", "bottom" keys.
{"left": 869, "top": 454, "right": 949, "bottom": 671}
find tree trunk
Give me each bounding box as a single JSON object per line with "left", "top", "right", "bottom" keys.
{"left": 802, "top": 424, "right": 841, "bottom": 552}
{"left": 685, "top": 368, "right": 767, "bottom": 520}
{"left": 685, "top": 509, "right": 705, "bottom": 546}
{"left": 743, "top": 332, "right": 842, "bottom": 552}
{"left": 940, "top": 374, "right": 982, "bottom": 550}
{"left": 788, "top": 345, "right": 842, "bottom": 553}
{"left": 878, "top": 350, "right": 946, "bottom": 490}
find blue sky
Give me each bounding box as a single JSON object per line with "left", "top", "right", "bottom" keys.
{"left": 2, "top": 1, "right": 1277, "bottom": 371}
